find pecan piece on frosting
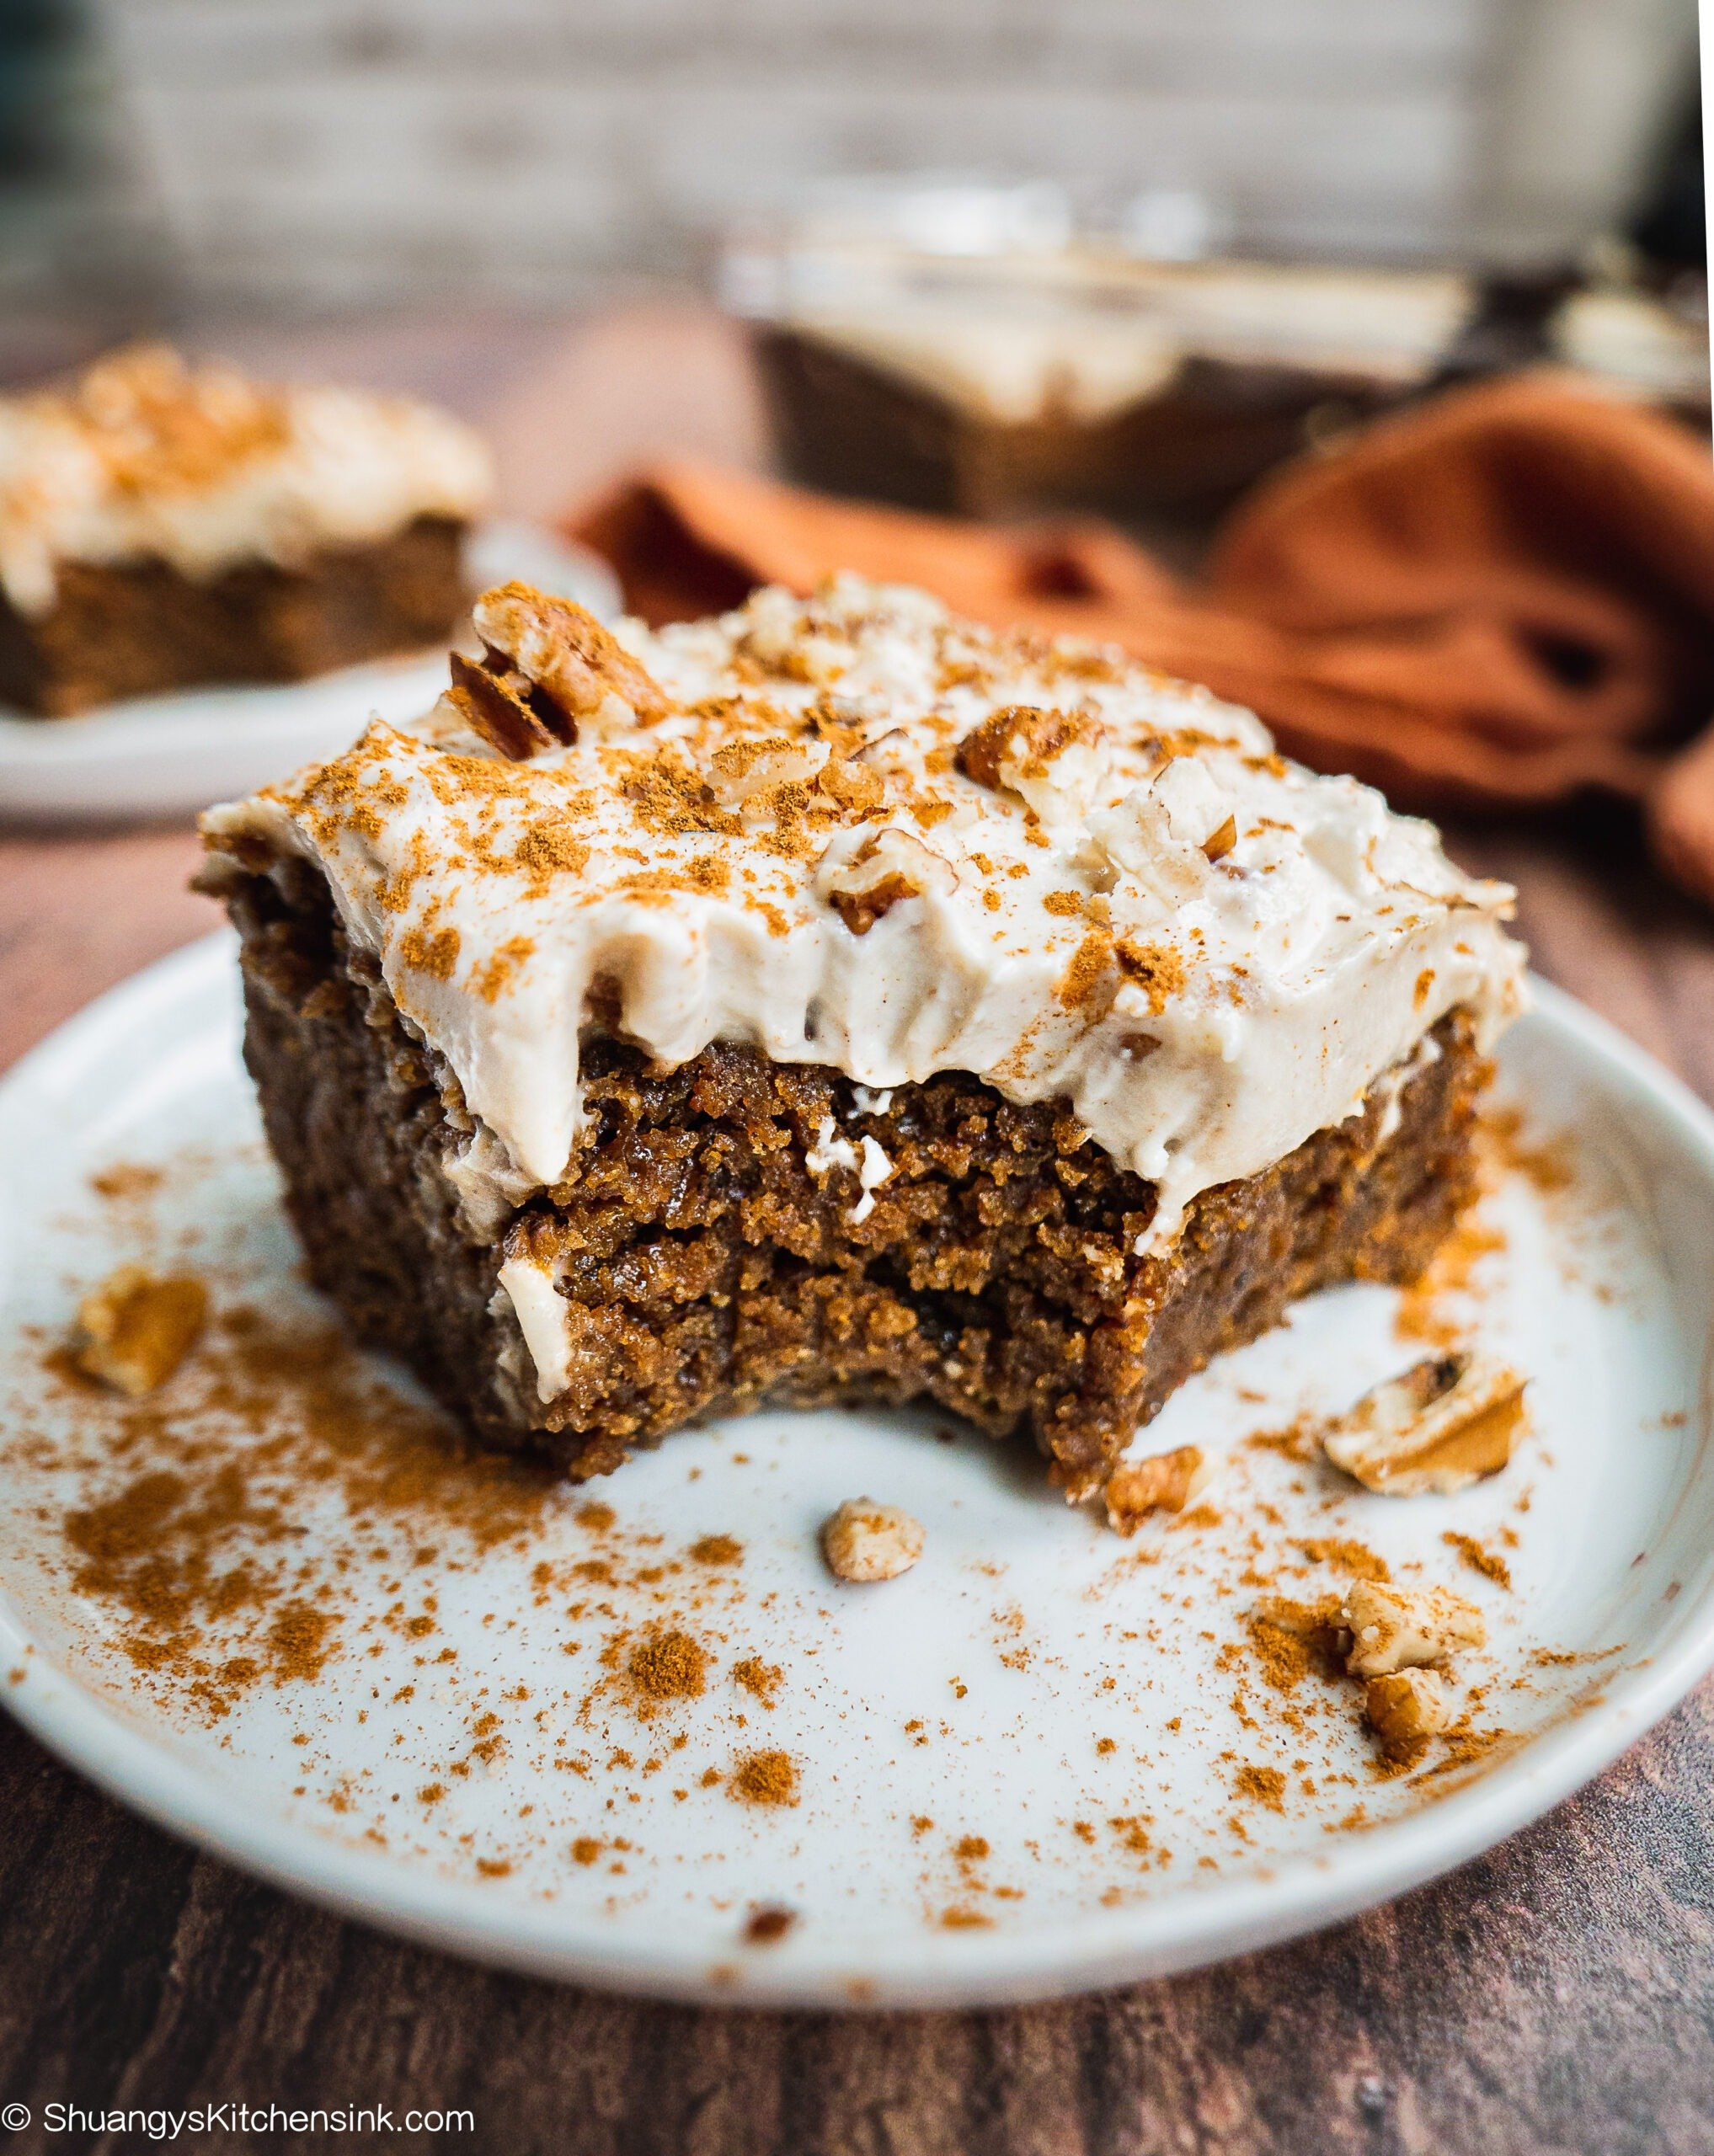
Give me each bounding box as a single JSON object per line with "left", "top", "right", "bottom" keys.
{"left": 449, "top": 581, "right": 671, "bottom": 760}
{"left": 1201, "top": 814, "right": 1237, "bottom": 863}
{"left": 476, "top": 581, "right": 669, "bottom": 724}
{"left": 956, "top": 704, "right": 1099, "bottom": 792}
{"left": 446, "top": 649, "right": 565, "bottom": 761}
{"left": 821, "top": 827, "right": 954, "bottom": 935}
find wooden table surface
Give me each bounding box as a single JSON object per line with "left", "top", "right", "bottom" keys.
{"left": 1, "top": 312, "right": 1711, "bottom": 2156}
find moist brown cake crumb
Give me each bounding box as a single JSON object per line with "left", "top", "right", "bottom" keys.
{"left": 217, "top": 857, "right": 1489, "bottom": 1498}
{"left": 1, "top": 517, "right": 470, "bottom": 718}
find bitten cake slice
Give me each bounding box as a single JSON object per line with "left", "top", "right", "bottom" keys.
{"left": 0, "top": 344, "right": 493, "bottom": 715}
{"left": 200, "top": 575, "right": 1524, "bottom": 1498}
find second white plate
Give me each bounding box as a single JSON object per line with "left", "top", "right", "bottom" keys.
{"left": 0, "top": 521, "right": 620, "bottom": 824}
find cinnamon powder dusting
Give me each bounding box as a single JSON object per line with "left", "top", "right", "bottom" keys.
{"left": 35, "top": 1298, "right": 552, "bottom": 1721}
{"left": 690, "top": 1534, "right": 743, "bottom": 1566}
{"left": 625, "top": 1628, "right": 710, "bottom": 1713}
{"left": 1442, "top": 1531, "right": 1513, "bottom": 1588}
{"left": 732, "top": 1656, "right": 782, "bottom": 1706}
{"left": 5, "top": 1076, "right": 1593, "bottom": 1915}
{"left": 1233, "top": 1764, "right": 1287, "bottom": 1812}
{"left": 729, "top": 1749, "right": 798, "bottom": 1806}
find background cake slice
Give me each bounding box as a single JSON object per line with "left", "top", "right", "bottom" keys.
{"left": 0, "top": 344, "right": 493, "bottom": 716}
{"left": 200, "top": 575, "right": 1524, "bottom": 1497}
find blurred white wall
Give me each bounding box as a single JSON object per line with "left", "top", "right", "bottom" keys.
{"left": 97, "top": 0, "right": 1700, "bottom": 312}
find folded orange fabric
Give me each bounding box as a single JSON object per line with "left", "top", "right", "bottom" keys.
{"left": 569, "top": 376, "right": 1714, "bottom": 902}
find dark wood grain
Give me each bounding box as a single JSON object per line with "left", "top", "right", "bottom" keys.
{"left": 0, "top": 316, "right": 1711, "bottom": 2156}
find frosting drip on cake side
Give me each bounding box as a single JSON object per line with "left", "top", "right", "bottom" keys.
{"left": 204, "top": 575, "right": 1526, "bottom": 1259}
{"left": 0, "top": 344, "right": 493, "bottom": 615}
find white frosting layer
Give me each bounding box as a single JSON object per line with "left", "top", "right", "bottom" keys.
{"left": 0, "top": 344, "right": 493, "bottom": 615}
{"left": 205, "top": 576, "right": 1524, "bottom": 1257}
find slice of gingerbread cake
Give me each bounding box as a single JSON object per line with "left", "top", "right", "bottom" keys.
{"left": 200, "top": 574, "right": 1524, "bottom": 1499}
{"left": 0, "top": 344, "right": 492, "bottom": 716}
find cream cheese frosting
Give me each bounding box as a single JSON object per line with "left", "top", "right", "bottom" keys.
{"left": 204, "top": 575, "right": 1525, "bottom": 1259}
{"left": 0, "top": 344, "right": 493, "bottom": 616}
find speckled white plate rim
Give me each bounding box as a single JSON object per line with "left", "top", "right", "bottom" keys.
{"left": 0, "top": 937, "right": 1710, "bottom": 2010}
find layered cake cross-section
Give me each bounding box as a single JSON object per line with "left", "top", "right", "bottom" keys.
{"left": 0, "top": 344, "right": 493, "bottom": 715}
{"left": 200, "top": 575, "right": 1524, "bottom": 1498}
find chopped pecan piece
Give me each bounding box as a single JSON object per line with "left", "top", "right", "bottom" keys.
{"left": 821, "top": 828, "right": 953, "bottom": 935}
{"left": 1322, "top": 1353, "right": 1528, "bottom": 1496}
{"left": 446, "top": 649, "right": 565, "bottom": 761}
{"left": 73, "top": 1265, "right": 207, "bottom": 1396}
{"left": 821, "top": 1499, "right": 925, "bottom": 1582}
{"left": 708, "top": 734, "right": 825, "bottom": 808}
{"left": 1341, "top": 1580, "right": 1487, "bottom": 1678}
{"left": 831, "top": 876, "right": 918, "bottom": 936}
{"left": 1364, "top": 1668, "right": 1448, "bottom": 1759}
{"left": 473, "top": 580, "right": 670, "bottom": 728}
{"left": 1201, "top": 814, "right": 1237, "bottom": 863}
{"left": 1104, "top": 1444, "right": 1212, "bottom": 1534}
{"left": 956, "top": 704, "right": 1099, "bottom": 792}
{"left": 816, "top": 758, "right": 885, "bottom": 817}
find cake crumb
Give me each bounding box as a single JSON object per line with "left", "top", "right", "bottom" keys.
{"left": 821, "top": 1499, "right": 924, "bottom": 1582}
{"left": 72, "top": 1267, "right": 207, "bottom": 1396}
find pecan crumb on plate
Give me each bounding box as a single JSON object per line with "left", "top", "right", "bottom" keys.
{"left": 820, "top": 1499, "right": 925, "bottom": 1582}
{"left": 1342, "top": 1579, "right": 1487, "bottom": 1678}
{"left": 1323, "top": 1352, "right": 1528, "bottom": 1495}
{"left": 72, "top": 1265, "right": 207, "bottom": 1396}
{"left": 1364, "top": 1668, "right": 1450, "bottom": 1758}
{"left": 1104, "top": 1445, "right": 1213, "bottom": 1534}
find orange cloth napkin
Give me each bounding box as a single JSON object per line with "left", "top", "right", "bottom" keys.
{"left": 569, "top": 376, "right": 1714, "bottom": 903}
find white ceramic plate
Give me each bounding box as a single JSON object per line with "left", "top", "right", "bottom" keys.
{"left": 0, "top": 523, "right": 620, "bottom": 825}
{"left": 0, "top": 937, "right": 1710, "bottom": 2009}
